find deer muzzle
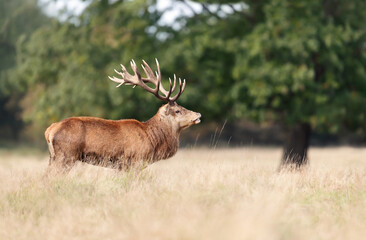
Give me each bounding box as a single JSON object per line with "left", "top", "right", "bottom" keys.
{"left": 193, "top": 113, "right": 201, "bottom": 124}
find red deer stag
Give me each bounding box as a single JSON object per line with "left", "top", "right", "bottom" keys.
{"left": 45, "top": 59, "right": 201, "bottom": 171}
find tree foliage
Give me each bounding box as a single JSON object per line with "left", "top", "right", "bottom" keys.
{"left": 0, "top": 0, "right": 49, "bottom": 95}
{"left": 0, "top": 0, "right": 49, "bottom": 139}
{"left": 18, "top": 0, "right": 164, "bottom": 127}
{"left": 7, "top": 0, "right": 366, "bottom": 144}
{"left": 231, "top": 0, "right": 366, "bottom": 135}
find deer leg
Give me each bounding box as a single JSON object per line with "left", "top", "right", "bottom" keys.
{"left": 47, "top": 148, "right": 78, "bottom": 174}
{"left": 117, "top": 157, "right": 132, "bottom": 171}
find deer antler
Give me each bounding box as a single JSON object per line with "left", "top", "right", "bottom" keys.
{"left": 108, "top": 59, "right": 186, "bottom": 103}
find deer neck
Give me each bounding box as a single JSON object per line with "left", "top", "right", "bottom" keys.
{"left": 144, "top": 113, "right": 180, "bottom": 159}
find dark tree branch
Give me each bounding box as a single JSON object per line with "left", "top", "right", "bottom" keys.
{"left": 177, "top": 0, "right": 223, "bottom": 20}
{"left": 177, "top": 0, "right": 198, "bottom": 17}
{"left": 228, "top": 3, "right": 256, "bottom": 25}
{"left": 201, "top": 3, "right": 222, "bottom": 19}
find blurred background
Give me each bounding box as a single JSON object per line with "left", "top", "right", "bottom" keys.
{"left": 1, "top": 0, "right": 366, "bottom": 164}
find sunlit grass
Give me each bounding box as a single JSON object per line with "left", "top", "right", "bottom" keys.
{"left": 1, "top": 147, "right": 366, "bottom": 240}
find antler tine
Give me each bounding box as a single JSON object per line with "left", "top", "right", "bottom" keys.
{"left": 141, "top": 59, "right": 170, "bottom": 97}
{"left": 141, "top": 60, "right": 155, "bottom": 79}
{"left": 108, "top": 76, "right": 123, "bottom": 87}
{"left": 170, "top": 74, "right": 177, "bottom": 94}
{"left": 169, "top": 78, "right": 186, "bottom": 102}
{"left": 154, "top": 59, "right": 169, "bottom": 96}
{"left": 119, "top": 64, "right": 135, "bottom": 86}
{"left": 155, "top": 58, "right": 162, "bottom": 83}
{"left": 108, "top": 68, "right": 125, "bottom": 87}
{"left": 120, "top": 64, "right": 127, "bottom": 73}
{"left": 130, "top": 59, "right": 140, "bottom": 78}
{"left": 167, "top": 77, "right": 173, "bottom": 99}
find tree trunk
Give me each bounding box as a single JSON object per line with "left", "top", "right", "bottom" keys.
{"left": 280, "top": 123, "right": 311, "bottom": 169}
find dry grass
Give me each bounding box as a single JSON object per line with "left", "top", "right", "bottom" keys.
{"left": 1, "top": 146, "right": 366, "bottom": 240}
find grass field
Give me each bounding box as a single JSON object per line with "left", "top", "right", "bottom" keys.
{"left": 1, "top": 146, "right": 366, "bottom": 240}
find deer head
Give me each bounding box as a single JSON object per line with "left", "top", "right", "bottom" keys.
{"left": 108, "top": 59, "right": 201, "bottom": 130}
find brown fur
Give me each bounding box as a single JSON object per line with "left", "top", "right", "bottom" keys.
{"left": 45, "top": 102, "right": 200, "bottom": 171}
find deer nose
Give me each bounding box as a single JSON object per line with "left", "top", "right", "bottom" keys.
{"left": 193, "top": 113, "right": 201, "bottom": 124}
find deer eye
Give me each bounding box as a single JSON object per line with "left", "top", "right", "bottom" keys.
{"left": 175, "top": 110, "right": 180, "bottom": 114}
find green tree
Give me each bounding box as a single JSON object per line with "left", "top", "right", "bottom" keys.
{"left": 231, "top": 0, "right": 366, "bottom": 167}
{"left": 175, "top": 0, "right": 366, "bottom": 167}
{"left": 0, "top": 0, "right": 48, "bottom": 140}
{"left": 17, "top": 0, "right": 164, "bottom": 132}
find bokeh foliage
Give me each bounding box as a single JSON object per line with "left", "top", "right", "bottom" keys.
{"left": 0, "top": 0, "right": 49, "bottom": 139}
{"left": 0, "top": 0, "right": 48, "bottom": 95}
{"left": 2, "top": 0, "right": 366, "bottom": 140}
{"left": 17, "top": 0, "right": 164, "bottom": 128}
{"left": 232, "top": 0, "right": 366, "bottom": 135}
